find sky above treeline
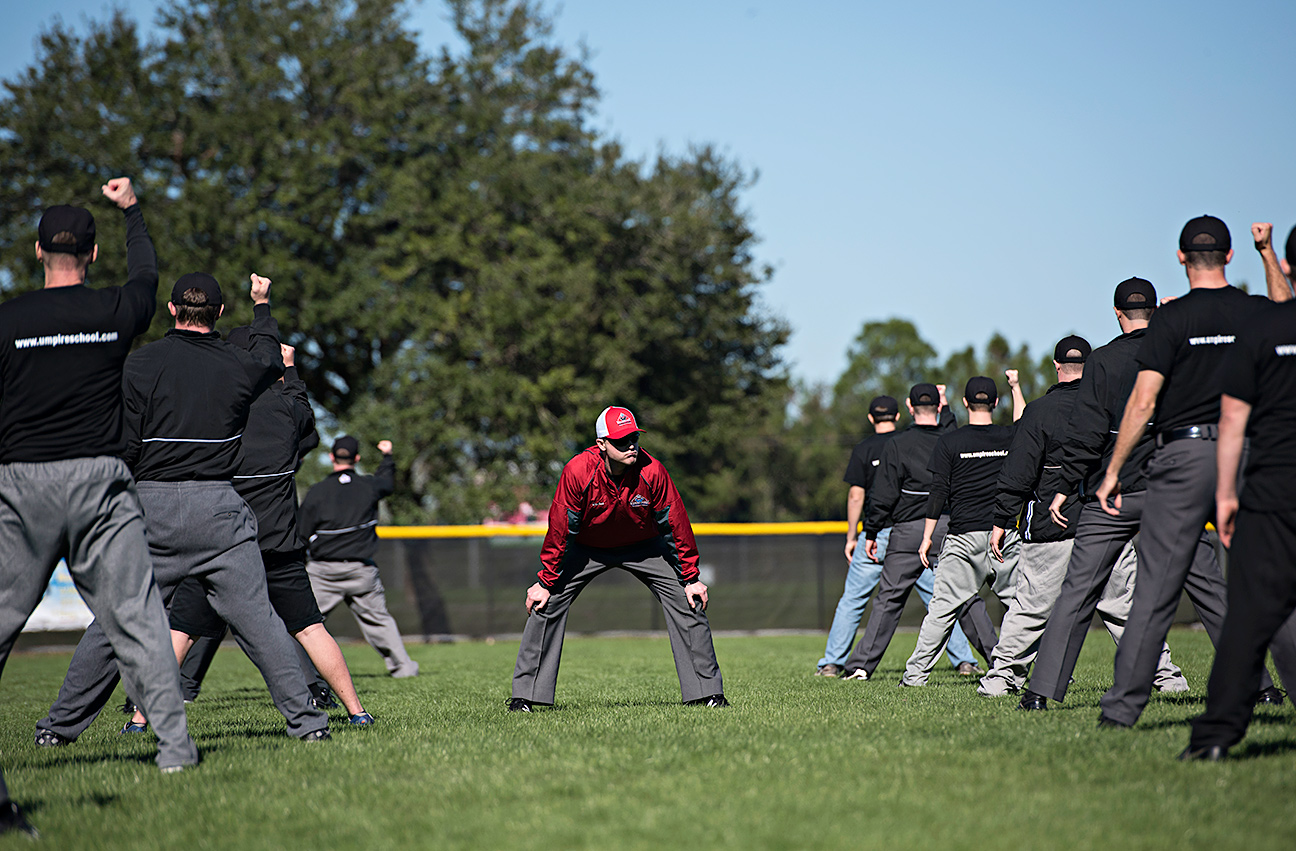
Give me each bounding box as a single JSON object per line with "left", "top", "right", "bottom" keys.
{"left": 5, "top": 1, "right": 1296, "bottom": 387}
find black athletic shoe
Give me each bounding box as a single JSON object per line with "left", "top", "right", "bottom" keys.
{"left": 1097, "top": 715, "right": 1131, "bottom": 729}
{"left": 685, "top": 694, "right": 730, "bottom": 707}
{"left": 1178, "top": 744, "right": 1226, "bottom": 762}
{"left": 302, "top": 728, "right": 332, "bottom": 742}
{"left": 0, "top": 801, "right": 38, "bottom": 839}
{"left": 34, "top": 728, "right": 71, "bottom": 747}
{"left": 118, "top": 698, "right": 136, "bottom": 715}
{"left": 310, "top": 686, "right": 340, "bottom": 710}
{"left": 1017, "top": 691, "right": 1047, "bottom": 711}
{"left": 507, "top": 698, "right": 533, "bottom": 713}
{"left": 1254, "top": 686, "right": 1286, "bottom": 707}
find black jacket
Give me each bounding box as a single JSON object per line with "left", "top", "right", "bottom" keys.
{"left": 1056, "top": 329, "right": 1155, "bottom": 498}
{"left": 299, "top": 454, "right": 396, "bottom": 562}
{"left": 231, "top": 366, "right": 319, "bottom": 553}
{"left": 864, "top": 407, "right": 957, "bottom": 538}
{"left": 993, "top": 381, "right": 1082, "bottom": 543}
{"left": 122, "top": 303, "right": 282, "bottom": 481}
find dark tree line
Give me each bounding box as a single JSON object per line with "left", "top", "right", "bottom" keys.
{"left": 0, "top": 0, "right": 1065, "bottom": 523}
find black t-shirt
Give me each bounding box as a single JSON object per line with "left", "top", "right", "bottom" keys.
{"left": 1219, "top": 301, "right": 1296, "bottom": 511}
{"left": 1136, "top": 286, "right": 1271, "bottom": 432}
{"left": 0, "top": 205, "right": 157, "bottom": 463}
{"left": 843, "top": 431, "right": 897, "bottom": 509}
{"left": 926, "top": 423, "right": 1016, "bottom": 535}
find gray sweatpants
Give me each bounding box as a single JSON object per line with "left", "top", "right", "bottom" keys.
{"left": 1, "top": 458, "right": 194, "bottom": 770}
{"left": 512, "top": 542, "right": 723, "bottom": 705}
{"left": 902, "top": 529, "right": 1021, "bottom": 686}
{"left": 41, "top": 481, "right": 325, "bottom": 740}
{"left": 978, "top": 538, "right": 1185, "bottom": 695}
{"left": 306, "top": 560, "right": 418, "bottom": 677}
{"left": 1100, "top": 440, "right": 1296, "bottom": 725}
{"left": 842, "top": 517, "right": 999, "bottom": 676}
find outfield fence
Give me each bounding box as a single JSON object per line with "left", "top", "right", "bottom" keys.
{"left": 319, "top": 523, "right": 1221, "bottom": 641}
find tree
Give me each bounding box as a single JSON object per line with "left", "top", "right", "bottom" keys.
{"left": 0, "top": 0, "right": 791, "bottom": 523}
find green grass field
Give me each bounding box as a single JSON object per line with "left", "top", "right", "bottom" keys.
{"left": 2, "top": 629, "right": 1294, "bottom": 850}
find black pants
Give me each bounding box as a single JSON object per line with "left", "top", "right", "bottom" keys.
{"left": 1190, "top": 508, "right": 1296, "bottom": 749}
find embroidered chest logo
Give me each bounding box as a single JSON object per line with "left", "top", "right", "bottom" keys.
{"left": 629, "top": 495, "right": 650, "bottom": 508}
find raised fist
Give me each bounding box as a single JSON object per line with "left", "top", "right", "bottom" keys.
{"left": 377, "top": 439, "right": 393, "bottom": 455}
{"left": 249, "top": 273, "right": 271, "bottom": 305}
{"left": 101, "top": 177, "right": 138, "bottom": 210}
{"left": 1253, "top": 222, "right": 1273, "bottom": 251}
{"left": 1005, "top": 369, "right": 1020, "bottom": 387}
{"left": 280, "top": 344, "right": 294, "bottom": 368}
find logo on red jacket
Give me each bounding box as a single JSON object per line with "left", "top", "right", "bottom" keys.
{"left": 629, "top": 495, "right": 650, "bottom": 508}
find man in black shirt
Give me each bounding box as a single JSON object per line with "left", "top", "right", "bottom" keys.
{"left": 1017, "top": 279, "right": 1198, "bottom": 712}
{"left": 300, "top": 437, "right": 419, "bottom": 678}
{"left": 901, "top": 377, "right": 1022, "bottom": 686}
{"left": 1094, "top": 216, "right": 1296, "bottom": 727}
{"left": 1184, "top": 299, "right": 1296, "bottom": 758}
{"left": 141, "top": 338, "right": 372, "bottom": 727}
{"left": 840, "top": 384, "right": 987, "bottom": 680}
{"left": 0, "top": 181, "right": 195, "bottom": 827}
{"left": 815, "top": 396, "right": 900, "bottom": 677}
{"left": 37, "top": 272, "right": 329, "bottom": 745}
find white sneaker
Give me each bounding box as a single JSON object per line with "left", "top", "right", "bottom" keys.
{"left": 842, "top": 669, "right": 869, "bottom": 681}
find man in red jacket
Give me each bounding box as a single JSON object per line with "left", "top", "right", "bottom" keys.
{"left": 509, "top": 406, "right": 726, "bottom": 711}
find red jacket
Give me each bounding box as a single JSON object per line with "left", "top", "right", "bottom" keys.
{"left": 538, "top": 446, "right": 700, "bottom": 588}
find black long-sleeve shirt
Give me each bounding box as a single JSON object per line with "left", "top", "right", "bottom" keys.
{"left": 0, "top": 204, "right": 156, "bottom": 462}
{"left": 864, "top": 407, "right": 957, "bottom": 538}
{"left": 231, "top": 366, "right": 318, "bottom": 553}
{"left": 1056, "top": 329, "right": 1155, "bottom": 498}
{"left": 926, "top": 423, "right": 1016, "bottom": 535}
{"left": 992, "top": 381, "right": 1082, "bottom": 543}
{"left": 299, "top": 454, "right": 396, "bottom": 562}
{"left": 122, "top": 303, "right": 283, "bottom": 481}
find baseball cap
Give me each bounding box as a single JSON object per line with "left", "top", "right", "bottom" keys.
{"left": 1285, "top": 225, "right": 1296, "bottom": 270}
{"left": 171, "top": 272, "right": 223, "bottom": 307}
{"left": 225, "top": 326, "right": 252, "bottom": 350}
{"left": 1179, "top": 215, "right": 1231, "bottom": 253}
{"left": 1053, "top": 334, "right": 1091, "bottom": 364}
{"left": 868, "top": 395, "right": 899, "bottom": 417}
{"left": 38, "top": 205, "right": 96, "bottom": 255}
{"left": 908, "top": 383, "right": 939, "bottom": 407}
{"left": 332, "top": 435, "right": 360, "bottom": 459}
{"left": 595, "top": 406, "right": 641, "bottom": 440}
{"left": 965, "top": 376, "right": 998, "bottom": 405}
{"left": 1114, "top": 277, "right": 1156, "bottom": 311}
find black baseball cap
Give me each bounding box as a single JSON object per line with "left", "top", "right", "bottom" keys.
{"left": 38, "top": 205, "right": 96, "bottom": 254}
{"left": 909, "top": 383, "right": 939, "bottom": 407}
{"left": 868, "top": 395, "right": 899, "bottom": 417}
{"left": 1053, "top": 335, "right": 1091, "bottom": 364}
{"left": 171, "top": 272, "right": 223, "bottom": 307}
{"left": 965, "top": 376, "right": 998, "bottom": 405}
{"left": 1179, "top": 215, "right": 1231, "bottom": 253}
{"left": 1286, "top": 225, "right": 1296, "bottom": 270}
{"left": 332, "top": 435, "right": 360, "bottom": 459}
{"left": 1114, "top": 277, "right": 1156, "bottom": 311}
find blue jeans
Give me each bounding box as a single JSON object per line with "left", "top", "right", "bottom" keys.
{"left": 819, "top": 527, "right": 976, "bottom": 669}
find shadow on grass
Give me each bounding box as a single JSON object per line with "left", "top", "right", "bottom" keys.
{"left": 1232, "top": 738, "right": 1296, "bottom": 759}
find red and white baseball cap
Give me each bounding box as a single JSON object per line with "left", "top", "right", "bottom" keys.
{"left": 595, "top": 406, "right": 642, "bottom": 440}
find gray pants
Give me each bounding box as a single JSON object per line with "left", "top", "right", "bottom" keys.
{"left": 902, "top": 529, "right": 1022, "bottom": 686}
{"left": 843, "top": 517, "right": 999, "bottom": 676}
{"left": 1100, "top": 440, "right": 1296, "bottom": 725}
{"left": 511, "top": 542, "right": 723, "bottom": 705}
{"left": 979, "top": 538, "right": 1185, "bottom": 695}
{"left": 1, "top": 458, "right": 194, "bottom": 771}
{"left": 41, "top": 481, "right": 325, "bottom": 740}
{"left": 307, "top": 560, "right": 419, "bottom": 677}
{"left": 1029, "top": 491, "right": 1252, "bottom": 703}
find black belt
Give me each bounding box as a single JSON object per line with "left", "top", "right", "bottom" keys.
{"left": 1156, "top": 424, "right": 1218, "bottom": 447}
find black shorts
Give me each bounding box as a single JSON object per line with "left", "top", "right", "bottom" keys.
{"left": 169, "top": 548, "right": 325, "bottom": 637}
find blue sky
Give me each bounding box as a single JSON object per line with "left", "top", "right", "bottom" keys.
{"left": 5, "top": 0, "right": 1295, "bottom": 387}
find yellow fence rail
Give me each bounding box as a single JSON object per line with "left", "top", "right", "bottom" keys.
{"left": 377, "top": 521, "right": 848, "bottom": 539}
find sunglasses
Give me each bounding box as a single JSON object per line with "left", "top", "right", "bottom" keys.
{"left": 606, "top": 433, "right": 640, "bottom": 451}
